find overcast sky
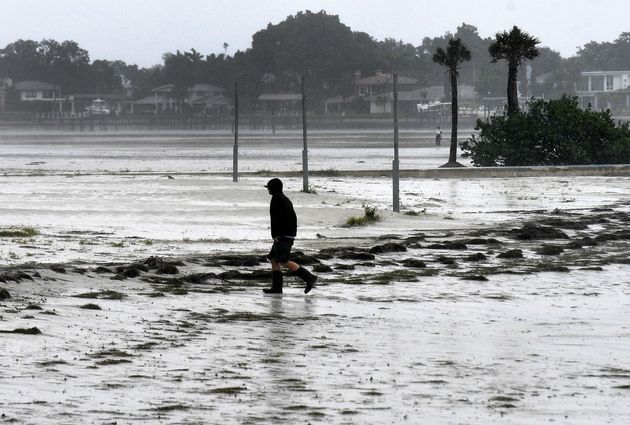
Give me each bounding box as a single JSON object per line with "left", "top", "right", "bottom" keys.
{"left": 2, "top": 0, "right": 628, "bottom": 68}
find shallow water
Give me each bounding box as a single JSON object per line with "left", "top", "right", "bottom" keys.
{"left": 1, "top": 133, "right": 629, "bottom": 424}
{"left": 1, "top": 172, "right": 629, "bottom": 265}
{"left": 1, "top": 265, "right": 629, "bottom": 424}
{"left": 0, "top": 132, "right": 470, "bottom": 174}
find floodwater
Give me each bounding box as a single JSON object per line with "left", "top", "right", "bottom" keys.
{"left": 0, "top": 172, "right": 627, "bottom": 265}
{"left": 2, "top": 264, "right": 629, "bottom": 424}
{"left": 0, "top": 130, "right": 471, "bottom": 174}
{"left": 1, "top": 132, "right": 629, "bottom": 424}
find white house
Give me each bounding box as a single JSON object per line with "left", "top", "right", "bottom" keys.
{"left": 355, "top": 71, "right": 417, "bottom": 114}
{"left": 577, "top": 71, "right": 630, "bottom": 110}
{"left": 133, "top": 83, "right": 227, "bottom": 114}
{"left": 13, "top": 80, "right": 65, "bottom": 112}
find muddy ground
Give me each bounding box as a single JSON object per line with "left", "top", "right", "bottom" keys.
{"left": 1, "top": 204, "right": 629, "bottom": 424}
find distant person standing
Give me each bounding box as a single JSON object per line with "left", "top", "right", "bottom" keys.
{"left": 435, "top": 126, "right": 442, "bottom": 147}
{"left": 263, "top": 178, "right": 317, "bottom": 294}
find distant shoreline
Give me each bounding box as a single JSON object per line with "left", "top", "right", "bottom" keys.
{"left": 1, "top": 164, "right": 629, "bottom": 179}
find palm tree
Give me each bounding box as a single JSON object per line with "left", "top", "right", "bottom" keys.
{"left": 223, "top": 42, "right": 229, "bottom": 56}
{"left": 433, "top": 38, "right": 472, "bottom": 167}
{"left": 489, "top": 26, "right": 540, "bottom": 116}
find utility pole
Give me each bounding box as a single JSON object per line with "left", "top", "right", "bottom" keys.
{"left": 233, "top": 81, "right": 239, "bottom": 182}
{"left": 301, "top": 75, "right": 309, "bottom": 192}
{"left": 393, "top": 73, "right": 400, "bottom": 212}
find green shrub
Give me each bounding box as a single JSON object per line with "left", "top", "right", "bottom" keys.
{"left": 345, "top": 205, "right": 382, "bottom": 226}
{"left": 0, "top": 227, "right": 39, "bottom": 238}
{"left": 461, "top": 95, "right": 630, "bottom": 166}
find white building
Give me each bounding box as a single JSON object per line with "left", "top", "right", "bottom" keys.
{"left": 577, "top": 71, "right": 630, "bottom": 111}
{"left": 133, "top": 83, "right": 228, "bottom": 114}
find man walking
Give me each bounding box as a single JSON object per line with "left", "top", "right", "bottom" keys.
{"left": 263, "top": 178, "right": 317, "bottom": 294}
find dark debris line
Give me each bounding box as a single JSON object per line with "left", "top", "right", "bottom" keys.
{"left": 0, "top": 207, "right": 629, "bottom": 296}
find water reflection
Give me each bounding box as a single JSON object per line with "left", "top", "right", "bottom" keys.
{"left": 262, "top": 295, "right": 316, "bottom": 416}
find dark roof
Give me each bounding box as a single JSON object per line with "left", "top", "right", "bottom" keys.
{"left": 356, "top": 73, "right": 417, "bottom": 86}
{"left": 15, "top": 80, "right": 56, "bottom": 90}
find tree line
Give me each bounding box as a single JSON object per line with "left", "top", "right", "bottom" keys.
{"left": 1, "top": 10, "right": 630, "bottom": 112}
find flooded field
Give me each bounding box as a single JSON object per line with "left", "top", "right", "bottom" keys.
{"left": 1, "top": 133, "right": 629, "bottom": 424}
{"left": 0, "top": 130, "right": 472, "bottom": 174}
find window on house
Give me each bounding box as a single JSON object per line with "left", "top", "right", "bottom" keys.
{"left": 42, "top": 90, "right": 54, "bottom": 99}
{"left": 606, "top": 75, "right": 614, "bottom": 91}
{"left": 24, "top": 90, "right": 37, "bottom": 98}
{"left": 591, "top": 76, "right": 604, "bottom": 91}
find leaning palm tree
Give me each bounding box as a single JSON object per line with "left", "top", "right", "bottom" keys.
{"left": 489, "top": 26, "right": 540, "bottom": 116}
{"left": 433, "top": 38, "right": 472, "bottom": 167}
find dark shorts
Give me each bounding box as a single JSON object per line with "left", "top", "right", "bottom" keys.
{"left": 268, "top": 237, "right": 294, "bottom": 263}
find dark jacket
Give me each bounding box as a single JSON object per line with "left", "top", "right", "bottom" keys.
{"left": 270, "top": 192, "right": 297, "bottom": 238}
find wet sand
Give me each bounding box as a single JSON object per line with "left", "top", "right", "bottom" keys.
{"left": 1, "top": 134, "right": 629, "bottom": 424}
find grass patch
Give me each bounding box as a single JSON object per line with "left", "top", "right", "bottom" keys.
{"left": 208, "top": 386, "right": 246, "bottom": 394}
{"left": 497, "top": 249, "right": 524, "bottom": 259}
{"left": 74, "top": 290, "right": 126, "bottom": 300}
{"left": 312, "top": 168, "right": 341, "bottom": 177}
{"left": 362, "top": 390, "right": 384, "bottom": 396}
{"left": 95, "top": 359, "right": 132, "bottom": 366}
{"left": 284, "top": 404, "right": 309, "bottom": 410}
{"left": 536, "top": 244, "right": 565, "bottom": 256}
{"left": 38, "top": 360, "right": 68, "bottom": 367}
{"left": 345, "top": 205, "right": 381, "bottom": 227}
{"left": 403, "top": 208, "right": 427, "bottom": 216}
{"left": 400, "top": 258, "right": 427, "bottom": 268}
{"left": 215, "top": 312, "right": 282, "bottom": 323}
{"left": 0, "top": 226, "right": 39, "bottom": 238}
{"left": 530, "top": 264, "right": 570, "bottom": 273}
{"left": 461, "top": 274, "right": 489, "bottom": 281}
{"left": 252, "top": 169, "right": 273, "bottom": 175}
{"left": 153, "top": 404, "right": 189, "bottom": 411}
{"left": 465, "top": 253, "right": 488, "bottom": 261}
{"left": 90, "top": 349, "right": 134, "bottom": 358}
{"left": 132, "top": 342, "right": 159, "bottom": 351}
{"left": 345, "top": 269, "right": 421, "bottom": 285}
{"left": 80, "top": 303, "right": 102, "bottom": 310}
{"left": 0, "top": 327, "right": 42, "bottom": 335}
{"left": 436, "top": 255, "right": 457, "bottom": 265}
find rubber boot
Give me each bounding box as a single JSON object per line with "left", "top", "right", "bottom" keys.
{"left": 294, "top": 267, "right": 317, "bottom": 294}
{"left": 263, "top": 271, "right": 283, "bottom": 294}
